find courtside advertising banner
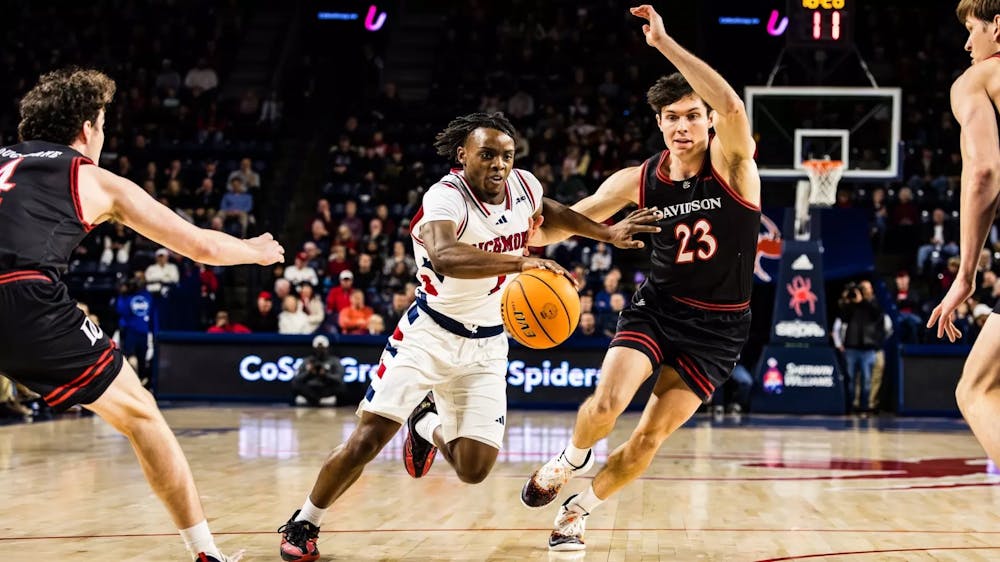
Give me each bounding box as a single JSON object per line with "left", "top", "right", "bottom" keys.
{"left": 753, "top": 344, "right": 845, "bottom": 414}
{"left": 156, "top": 333, "right": 654, "bottom": 409}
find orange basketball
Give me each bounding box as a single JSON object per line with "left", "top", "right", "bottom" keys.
{"left": 501, "top": 269, "right": 580, "bottom": 349}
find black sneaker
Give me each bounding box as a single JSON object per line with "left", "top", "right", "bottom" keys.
{"left": 278, "top": 509, "right": 320, "bottom": 561}
{"left": 404, "top": 392, "right": 438, "bottom": 478}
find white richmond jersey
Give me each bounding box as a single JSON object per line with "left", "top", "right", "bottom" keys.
{"left": 411, "top": 168, "right": 544, "bottom": 327}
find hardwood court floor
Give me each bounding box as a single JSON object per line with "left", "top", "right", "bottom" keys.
{"left": 1, "top": 407, "right": 999, "bottom": 561}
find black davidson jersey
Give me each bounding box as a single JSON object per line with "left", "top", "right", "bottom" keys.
{"left": 0, "top": 141, "right": 97, "bottom": 278}
{"left": 639, "top": 146, "right": 760, "bottom": 310}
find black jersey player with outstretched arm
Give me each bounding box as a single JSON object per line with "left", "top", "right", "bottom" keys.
{"left": 519, "top": 5, "right": 761, "bottom": 552}
{"left": 0, "top": 69, "right": 283, "bottom": 561}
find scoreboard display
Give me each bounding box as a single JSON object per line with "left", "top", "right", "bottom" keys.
{"left": 786, "top": 0, "right": 852, "bottom": 45}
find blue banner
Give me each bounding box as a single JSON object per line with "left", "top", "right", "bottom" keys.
{"left": 770, "top": 239, "right": 829, "bottom": 345}
{"left": 753, "top": 344, "right": 845, "bottom": 414}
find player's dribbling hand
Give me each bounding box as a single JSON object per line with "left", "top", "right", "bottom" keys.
{"left": 926, "top": 274, "right": 974, "bottom": 342}
{"left": 521, "top": 258, "right": 580, "bottom": 289}
{"left": 606, "top": 206, "right": 662, "bottom": 249}
{"left": 630, "top": 5, "right": 668, "bottom": 46}
{"left": 247, "top": 232, "right": 285, "bottom": 265}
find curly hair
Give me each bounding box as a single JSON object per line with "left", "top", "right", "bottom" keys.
{"left": 433, "top": 112, "right": 518, "bottom": 164}
{"left": 956, "top": 0, "right": 1000, "bottom": 23}
{"left": 646, "top": 73, "right": 712, "bottom": 115}
{"left": 18, "top": 68, "right": 116, "bottom": 145}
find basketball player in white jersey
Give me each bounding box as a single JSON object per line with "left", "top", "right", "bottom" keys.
{"left": 277, "top": 112, "right": 659, "bottom": 561}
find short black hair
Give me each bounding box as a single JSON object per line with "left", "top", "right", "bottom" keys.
{"left": 433, "top": 112, "right": 518, "bottom": 164}
{"left": 646, "top": 73, "right": 712, "bottom": 115}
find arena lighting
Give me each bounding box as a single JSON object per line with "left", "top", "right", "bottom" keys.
{"left": 316, "top": 4, "right": 387, "bottom": 32}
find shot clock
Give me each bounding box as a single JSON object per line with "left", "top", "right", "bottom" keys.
{"left": 787, "top": 0, "right": 852, "bottom": 46}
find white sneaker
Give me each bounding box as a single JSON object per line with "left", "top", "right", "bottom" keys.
{"left": 521, "top": 449, "right": 594, "bottom": 509}
{"left": 548, "top": 495, "right": 588, "bottom": 551}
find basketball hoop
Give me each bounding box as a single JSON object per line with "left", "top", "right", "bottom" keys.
{"left": 793, "top": 159, "right": 844, "bottom": 241}
{"left": 802, "top": 159, "right": 844, "bottom": 207}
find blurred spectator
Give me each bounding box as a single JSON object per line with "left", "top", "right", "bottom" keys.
{"left": 284, "top": 251, "right": 320, "bottom": 287}
{"left": 916, "top": 208, "right": 958, "bottom": 274}
{"left": 326, "top": 270, "right": 355, "bottom": 316}
{"left": 382, "top": 240, "right": 416, "bottom": 277}
{"left": 575, "top": 311, "right": 599, "bottom": 337}
{"left": 834, "top": 281, "right": 887, "bottom": 415}
{"left": 340, "top": 200, "right": 364, "bottom": 241}
{"left": 279, "top": 295, "right": 312, "bottom": 334}
{"left": 247, "top": 291, "right": 279, "bottom": 333}
{"left": 890, "top": 187, "right": 919, "bottom": 227}
{"left": 381, "top": 290, "right": 411, "bottom": 330}
{"left": 352, "top": 253, "right": 380, "bottom": 293}
{"left": 307, "top": 218, "right": 332, "bottom": 257}
{"left": 228, "top": 158, "right": 261, "bottom": 191}
{"left": 115, "top": 277, "right": 154, "bottom": 387}
{"left": 100, "top": 223, "right": 133, "bottom": 267}
{"left": 155, "top": 59, "right": 182, "bottom": 94}
{"left": 367, "top": 314, "right": 386, "bottom": 335}
{"left": 297, "top": 283, "right": 326, "bottom": 333}
{"left": 219, "top": 177, "right": 254, "bottom": 236}
{"left": 207, "top": 310, "right": 251, "bottom": 334}
{"left": 145, "top": 248, "right": 180, "bottom": 294}
{"left": 598, "top": 293, "right": 627, "bottom": 338}
{"left": 327, "top": 245, "right": 352, "bottom": 281}
{"left": 339, "top": 289, "right": 374, "bottom": 335}
{"left": 184, "top": 57, "right": 219, "bottom": 93}
{"left": 893, "top": 270, "right": 923, "bottom": 343}
{"left": 595, "top": 268, "right": 624, "bottom": 313}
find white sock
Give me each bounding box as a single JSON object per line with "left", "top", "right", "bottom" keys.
{"left": 570, "top": 484, "right": 605, "bottom": 514}
{"left": 562, "top": 442, "right": 591, "bottom": 468}
{"left": 295, "top": 497, "right": 327, "bottom": 526}
{"left": 180, "top": 520, "right": 219, "bottom": 558}
{"left": 414, "top": 412, "right": 440, "bottom": 444}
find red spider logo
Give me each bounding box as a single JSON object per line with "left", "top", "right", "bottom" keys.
{"left": 787, "top": 275, "right": 817, "bottom": 317}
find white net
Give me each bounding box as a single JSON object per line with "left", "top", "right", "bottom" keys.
{"left": 793, "top": 159, "right": 844, "bottom": 240}
{"left": 803, "top": 159, "right": 844, "bottom": 207}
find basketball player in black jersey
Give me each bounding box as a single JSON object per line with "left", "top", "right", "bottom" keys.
{"left": 0, "top": 69, "right": 283, "bottom": 561}
{"left": 926, "top": 0, "right": 1000, "bottom": 472}
{"left": 520, "top": 5, "right": 761, "bottom": 551}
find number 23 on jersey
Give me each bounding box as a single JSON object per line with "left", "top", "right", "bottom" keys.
{"left": 674, "top": 219, "right": 718, "bottom": 264}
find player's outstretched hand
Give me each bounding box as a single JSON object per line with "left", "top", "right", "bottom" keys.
{"left": 521, "top": 258, "right": 580, "bottom": 290}
{"left": 926, "top": 275, "right": 974, "bottom": 343}
{"left": 247, "top": 232, "right": 285, "bottom": 266}
{"left": 606, "top": 207, "right": 662, "bottom": 249}
{"left": 630, "top": 5, "right": 668, "bottom": 47}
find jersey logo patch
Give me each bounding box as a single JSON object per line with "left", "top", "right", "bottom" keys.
{"left": 495, "top": 215, "right": 509, "bottom": 225}
{"left": 80, "top": 317, "right": 104, "bottom": 346}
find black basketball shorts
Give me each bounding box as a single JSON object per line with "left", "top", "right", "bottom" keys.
{"left": 608, "top": 283, "right": 751, "bottom": 402}
{"left": 0, "top": 271, "right": 123, "bottom": 411}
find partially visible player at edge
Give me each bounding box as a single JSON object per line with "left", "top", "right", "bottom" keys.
{"left": 520, "top": 5, "right": 761, "bottom": 551}
{"left": 275, "top": 111, "right": 660, "bottom": 562}
{"left": 927, "top": 0, "right": 1000, "bottom": 467}
{"left": 0, "top": 69, "right": 284, "bottom": 562}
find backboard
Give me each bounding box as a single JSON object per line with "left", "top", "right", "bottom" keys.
{"left": 745, "top": 86, "right": 902, "bottom": 181}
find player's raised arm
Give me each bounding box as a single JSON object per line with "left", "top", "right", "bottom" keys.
{"left": 530, "top": 166, "right": 643, "bottom": 246}
{"left": 83, "top": 165, "right": 284, "bottom": 267}
{"left": 630, "top": 4, "right": 755, "bottom": 162}
{"left": 422, "top": 220, "right": 569, "bottom": 278}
